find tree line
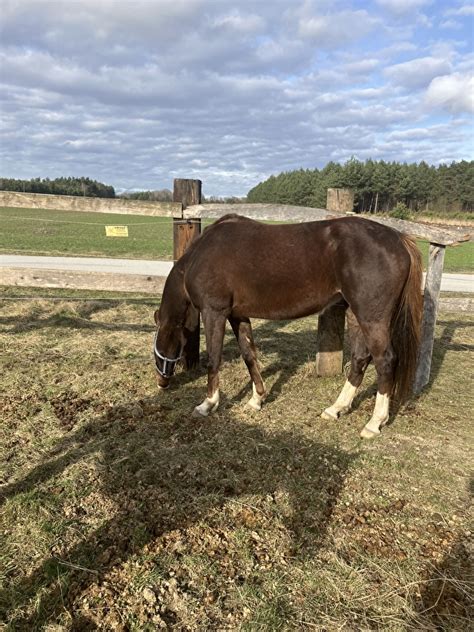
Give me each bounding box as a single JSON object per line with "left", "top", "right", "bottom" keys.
{"left": 0, "top": 180, "right": 245, "bottom": 204}
{"left": 2, "top": 160, "right": 472, "bottom": 215}
{"left": 0, "top": 177, "right": 115, "bottom": 198}
{"left": 119, "top": 190, "right": 246, "bottom": 204}
{"left": 119, "top": 189, "right": 172, "bottom": 201}
{"left": 247, "top": 159, "right": 473, "bottom": 215}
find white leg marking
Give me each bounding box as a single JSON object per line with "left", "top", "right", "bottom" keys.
{"left": 321, "top": 380, "right": 358, "bottom": 421}
{"left": 193, "top": 389, "right": 220, "bottom": 417}
{"left": 360, "top": 392, "right": 390, "bottom": 439}
{"left": 247, "top": 382, "right": 265, "bottom": 411}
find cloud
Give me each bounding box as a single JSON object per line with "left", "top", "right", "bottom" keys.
{"left": 298, "top": 10, "right": 379, "bottom": 46}
{"left": 425, "top": 72, "right": 474, "bottom": 113}
{"left": 439, "top": 19, "right": 463, "bottom": 30}
{"left": 212, "top": 11, "right": 265, "bottom": 32}
{"left": 375, "top": 0, "right": 432, "bottom": 14}
{"left": 445, "top": 4, "right": 474, "bottom": 17}
{"left": 385, "top": 56, "right": 452, "bottom": 89}
{"left": 0, "top": 0, "right": 472, "bottom": 196}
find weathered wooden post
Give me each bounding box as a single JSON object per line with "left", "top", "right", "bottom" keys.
{"left": 315, "top": 188, "right": 352, "bottom": 376}
{"left": 326, "top": 188, "right": 354, "bottom": 213}
{"left": 315, "top": 304, "right": 346, "bottom": 376}
{"left": 173, "top": 179, "right": 202, "bottom": 369}
{"left": 413, "top": 243, "right": 446, "bottom": 394}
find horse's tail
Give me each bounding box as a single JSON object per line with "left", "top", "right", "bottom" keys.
{"left": 391, "top": 234, "right": 423, "bottom": 402}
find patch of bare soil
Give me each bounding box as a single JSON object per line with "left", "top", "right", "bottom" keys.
{"left": 50, "top": 392, "right": 92, "bottom": 430}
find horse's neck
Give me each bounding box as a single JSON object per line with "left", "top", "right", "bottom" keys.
{"left": 165, "top": 265, "right": 188, "bottom": 319}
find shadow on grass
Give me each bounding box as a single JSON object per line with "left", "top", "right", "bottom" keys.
{"left": 6, "top": 300, "right": 469, "bottom": 434}
{"left": 7, "top": 299, "right": 470, "bottom": 403}
{"left": 423, "top": 319, "right": 474, "bottom": 393}
{"left": 0, "top": 389, "right": 356, "bottom": 630}
{"left": 178, "top": 318, "right": 377, "bottom": 422}
{"left": 407, "top": 475, "right": 473, "bottom": 630}
{"left": 223, "top": 318, "right": 327, "bottom": 404}
{"left": 3, "top": 304, "right": 471, "bottom": 627}
{"left": 0, "top": 299, "right": 156, "bottom": 334}
{"left": 242, "top": 319, "right": 379, "bottom": 412}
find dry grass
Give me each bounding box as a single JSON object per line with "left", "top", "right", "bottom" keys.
{"left": 1, "top": 289, "right": 473, "bottom": 631}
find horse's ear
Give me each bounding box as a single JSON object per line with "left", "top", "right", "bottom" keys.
{"left": 154, "top": 309, "right": 160, "bottom": 326}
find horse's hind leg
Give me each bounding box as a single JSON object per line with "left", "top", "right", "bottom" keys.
{"left": 358, "top": 321, "right": 396, "bottom": 439}
{"left": 321, "top": 309, "right": 371, "bottom": 421}
{"left": 229, "top": 316, "right": 266, "bottom": 410}
{"left": 193, "top": 309, "right": 227, "bottom": 417}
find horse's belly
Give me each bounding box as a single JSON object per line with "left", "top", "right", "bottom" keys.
{"left": 245, "top": 304, "right": 326, "bottom": 320}
{"left": 232, "top": 290, "right": 337, "bottom": 320}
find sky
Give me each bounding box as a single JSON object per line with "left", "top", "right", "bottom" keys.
{"left": 1, "top": 0, "right": 473, "bottom": 197}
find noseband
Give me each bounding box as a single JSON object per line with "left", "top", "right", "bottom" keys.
{"left": 153, "top": 331, "right": 181, "bottom": 378}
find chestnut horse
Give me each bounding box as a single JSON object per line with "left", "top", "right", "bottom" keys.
{"left": 153, "top": 214, "right": 422, "bottom": 438}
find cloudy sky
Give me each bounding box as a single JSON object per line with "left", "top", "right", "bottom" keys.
{"left": 1, "top": 0, "right": 473, "bottom": 196}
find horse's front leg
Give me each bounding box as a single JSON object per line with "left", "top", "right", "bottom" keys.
{"left": 229, "top": 316, "right": 266, "bottom": 410}
{"left": 193, "top": 309, "right": 227, "bottom": 417}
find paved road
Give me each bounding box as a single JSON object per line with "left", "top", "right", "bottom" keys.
{"left": 1, "top": 254, "right": 173, "bottom": 277}
{"left": 1, "top": 254, "right": 473, "bottom": 293}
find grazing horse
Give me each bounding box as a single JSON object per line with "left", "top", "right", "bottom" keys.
{"left": 153, "top": 214, "right": 423, "bottom": 438}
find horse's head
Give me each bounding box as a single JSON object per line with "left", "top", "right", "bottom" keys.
{"left": 153, "top": 303, "right": 199, "bottom": 389}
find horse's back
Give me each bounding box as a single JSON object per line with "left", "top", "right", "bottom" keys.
{"left": 181, "top": 215, "right": 411, "bottom": 319}
{"left": 190, "top": 215, "right": 407, "bottom": 275}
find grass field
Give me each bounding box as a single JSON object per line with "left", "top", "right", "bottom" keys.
{"left": 1, "top": 206, "right": 473, "bottom": 272}
{"left": 416, "top": 240, "right": 473, "bottom": 274}
{"left": 0, "top": 207, "right": 176, "bottom": 260}
{"left": 1, "top": 287, "right": 473, "bottom": 630}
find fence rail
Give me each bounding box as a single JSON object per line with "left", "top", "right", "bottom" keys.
{"left": 183, "top": 203, "right": 470, "bottom": 246}
{"left": 0, "top": 190, "right": 182, "bottom": 217}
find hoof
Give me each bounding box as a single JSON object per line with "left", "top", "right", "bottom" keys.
{"left": 360, "top": 426, "right": 380, "bottom": 439}
{"left": 246, "top": 399, "right": 262, "bottom": 411}
{"left": 192, "top": 401, "right": 219, "bottom": 417}
{"left": 321, "top": 408, "right": 338, "bottom": 421}
{"left": 247, "top": 385, "right": 265, "bottom": 411}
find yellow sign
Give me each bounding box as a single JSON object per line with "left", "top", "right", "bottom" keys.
{"left": 105, "top": 225, "right": 129, "bottom": 237}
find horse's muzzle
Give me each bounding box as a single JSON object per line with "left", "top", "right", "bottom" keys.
{"left": 156, "top": 373, "right": 170, "bottom": 389}
{"left": 153, "top": 333, "right": 181, "bottom": 379}
{"left": 154, "top": 354, "right": 180, "bottom": 379}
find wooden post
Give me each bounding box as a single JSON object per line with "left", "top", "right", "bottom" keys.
{"left": 173, "top": 178, "right": 202, "bottom": 210}
{"left": 326, "top": 188, "right": 354, "bottom": 213}
{"left": 316, "top": 304, "right": 346, "bottom": 376}
{"left": 172, "top": 178, "right": 202, "bottom": 261}
{"left": 414, "top": 243, "right": 446, "bottom": 394}
{"left": 173, "top": 179, "right": 202, "bottom": 369}
{"left": 173, "top": 220, "right": 201, "bottom": 260}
